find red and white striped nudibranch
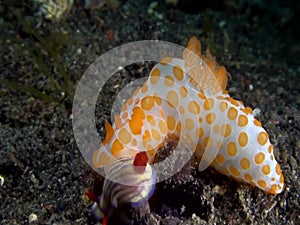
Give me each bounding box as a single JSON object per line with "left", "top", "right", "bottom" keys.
{"left": 92, "top": 36, "right": 284, "bottom": 195}
{"left": 90, "top": 154, "right": 156, "bottom": 223}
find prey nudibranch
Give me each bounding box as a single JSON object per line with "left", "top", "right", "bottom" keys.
{"left": 91, "top": 36, "right": 284, "bottom": 219}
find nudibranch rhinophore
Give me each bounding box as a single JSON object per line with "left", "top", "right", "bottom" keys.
{"left": 91, "top": 36, "right": 284, "bottom": 219}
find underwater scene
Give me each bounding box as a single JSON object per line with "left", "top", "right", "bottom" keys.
{"left": 0, "top": 0, "right": 299, "bottom": 224}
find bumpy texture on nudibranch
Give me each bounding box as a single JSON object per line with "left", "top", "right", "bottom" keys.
{"left": 92, "top": 36, "right": 284, "bottom": 194}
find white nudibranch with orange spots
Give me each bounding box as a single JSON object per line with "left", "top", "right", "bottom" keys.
{"left": 92, "top": 36, "right": 284, "bottom": 198}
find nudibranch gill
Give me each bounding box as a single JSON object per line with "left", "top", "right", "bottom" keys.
{"left": 91, "top": 36, "right": 284, "bottom": 207}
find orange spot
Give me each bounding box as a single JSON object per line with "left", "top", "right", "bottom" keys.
{"left": 122, "top": 112, "right": 128, "bottom": 120}
{"left": 269, "top": 185, "right": 278, "bottom": 194}
{"left": 198, "top": 117, "right": 203, "bottom": 123}
{"left": 115, "top": 115, "right": 123, "bottom": 129}
{"left": 129, "top": 107, "right": 145, "bottom": 135}
{"left": 216, "top": 154, "right": 225, "bottom": 163}
{"left": 238, "top": 132, "right": 248, "bottom": 147}
{"left": 196, "top": 143, "right": 203, "bottom": 155}
{"left": 221, "top": 123, "right": 232, "bottom": 137}
{"left": 257, "top": 132, "right": 269, "bottom": 146}
{"left": 121, "top": 104, "right": 127, "bottom": 112}
{"left": 185, "top": 118, "right": 194, "bottom": 130}
{"left": 143, "top": 130, "right": 150, "bottom": 141}
{"left": 240, "top": 158, "right": 250, "bottom": 170}
{"left": 167, "top": 116, "right": 176, "bottom": 130}
{"left": 150, "top": 68, "right": 161, "bottom": 84}
{"left": 219, "top": 101, "right": 228, "bottom": 112}
{"left": 268, "top": 144, "right": 274, "bottom": 153}
{"left": 131, "top": 139, "right": 137, "bottom": 146}
{"left": 173, "top": 65, "right": 184, "bottom": 81}
{"left": 238, "top": 115, "right": 248, "bottom": 127}
{"left": 151, "top": 129, "right": 161, "bottom": 141}
{"left": 255, "top": 152, "right": 265, "bottom": 164}
{"left": 160, "top": 56, "right": 172, "bottom": 65}
{"left": 226, "top": 97, "right": 239, "bottom": 107}
{"left": 179, "top": 106, "right": 185, "bottom": 114}
{"left": 227, "top": 142, "right": 237, "bottom": 157}
{"left": 276, "top": 163, "right": 281, "bottom": 176}
{"left": 254, "top": 118, "right": 262, "bottom": 127}
{"left": 147, "top": 115, "right": 155, "bottom": 125}
{"left": 228, "top": 107, "right": 238, "bottom": 120}
{"left": 213, "top": 124, "right": 220, "bottom": 133}
{"left": 127, "top": 97, "right": 133, "bottom": 105}
{"left": 132, "top": 88, "right": 140, "bottom": 97}
{"left": 204, "top": 98, "right": 214, "bottom": 110}
{"left": 204, "top": 137, "right": 213, "bottom": 148}
{"left": 257, "top": 180, "right": 267, "bottom": 189}
{"left": 111, "top": 139, "right": 124, "bottom": 155}
{"left": 151, "top": 94, "right": 161, "bottom": 106}
{"left": 244, "top": 174, "right": 253, "bottom": 182}
{"left": 262, "top": 165, "right": 270, "bottom": 175}
{"left": 229, "top": 166, "right": 240, "bottom": 176}
{"left": 188, "top": 101, "right": 200, "bottom": 114}
{"left": 166, "top": 90, "right": 179, "bottom": 107}
{"left": 206, "top": 113, "right": 216, "bottom": 124}
{"left": 159, "top": 120, "right": 168, "bottom": 134}
{"left": 141, "top": 96, "right": 155, "bottom": 110}
{"left": 180, "top": 86, "right": 188, "bottom": 98}
{"left": 164, "top": 75, "right": 174, "bottom": 87}
{"left": 176, "top": 122, "right": 181, "bottom": 133}
{"left": 280, "top": 174, "right": 284, "bottom": 183}
{"left": 198, "top": 92, "right": 206, "bottom": 99}
{"left": 118, "top": 128, "right": 131, "bottom": 145}
{"left": 103, "top": 121, "right": 114, "bottom": 145}
{"left": 245, "top": 107, "right": 253, "bottom": 114}
{"left": 147, "top": 147, "right": 155, "bottom": 156}
{"left": 197, "top": 127, "right": 204, "bottom": 137}
{"left": 141, "top": 84, "right": 148, "bottom": 93}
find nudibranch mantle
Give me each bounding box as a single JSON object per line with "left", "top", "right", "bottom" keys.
{"left": 92, "top": 36, "right": 284, "bottom": 195}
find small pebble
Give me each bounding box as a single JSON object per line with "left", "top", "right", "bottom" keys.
{"left": 0, "top": 175, "right": 4, "bottom": 186}
{"left": 253, "top": 108, "right": 261, "bottom": 117}
{"left": 28, "top": 213, "right": 38, "bottom": 223}
{"left": 249, "top": 84, "right": 254, "bottom": 91}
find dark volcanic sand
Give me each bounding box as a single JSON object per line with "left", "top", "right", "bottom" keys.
{"left": 0, "top": 0, "right": 299, "bottom": 224}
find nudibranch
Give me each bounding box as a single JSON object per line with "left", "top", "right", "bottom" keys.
{"left": 91, "top": 36, "right": 284, "bottom": 217}
{"left": 89, "top": 153, "right": 156, "bottom": 223}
